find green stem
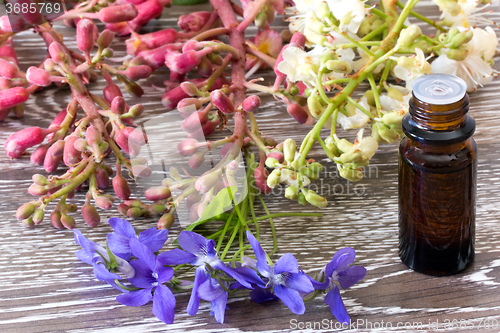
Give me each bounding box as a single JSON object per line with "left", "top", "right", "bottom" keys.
{"left": 345, "top": 95, "right": 376, "bottom": 119}
{"left": 378, "top": 59, "right": 393, "bottom": 94}
{"left": 396, "top": 1, "right": 447, "bottom": 32}
{"left": 316, "top": 135, "right": 337, "bottom": 160}
{"left": 323, "top": 77, "right": 351, "bottom": 86}
{"left": 331, "top": 108, "right": 338, "bottom": 135}
{"left": 360, "top": 23, "right": 388, "bottom": 41}
{"left": 367, "top": 73, "right": 383, "bottom": 117}
{"left": 331, "top": 25, "right": 374, "bottom": 57}
{"left": 257, "top": 196, "right": 277, "bottom": 255}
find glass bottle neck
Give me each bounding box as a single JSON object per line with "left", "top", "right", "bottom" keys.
{"left": 409, "top": 93, "right": 469, "bottom": 131}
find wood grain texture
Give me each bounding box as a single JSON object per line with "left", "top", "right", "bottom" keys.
{"left": 0, "top": 2, "right": 500, "bottom": 332}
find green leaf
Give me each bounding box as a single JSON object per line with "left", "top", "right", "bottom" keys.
{"left": 172, "top": 0, "right": 208, "bottom": 5}
{"left": 199, "top": 185, "right": 237, "bottom": 222}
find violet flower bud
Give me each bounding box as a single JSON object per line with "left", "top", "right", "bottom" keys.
{"left": 86, "top": 125, "right": 102, "bottom": 146}
{"left": 242, "top": 95, "right": 261, "bottom": 112}
{"left": 50, "top": 209, "right": 63, "bottom": 229}
{"left": 211, "top": 90, "right": 234, "bottom": 114}
{"left": 188, "top": 151, "right": 205, "bottom": 169}
{"left": 181, "top": 111, "right": 208, "bottom": 133}
{"left": 165, "top": 50, "right": 201, "bottom": 75}
{"left": 111, "top": 96, "right": 127, "bottom": 115}
{"left": 95, "top": 167, "right": 110, "bottom": 189}
{"left": 121, "top": 65, "right": 152, "bottom": 81}
{"left": 98, "top": 29, "right": 115, "bottom": 49}
{"left": 178, "top": 138, "right": 199, "bottom": 156}
{"left": 61, "top": 212, "right": 76, "bottom": 229}
{"left": 113, "top": 174, "right": 131, "bottom": 200}
{"left": 63, "top": 135, "right": 81, "bottom": 166}
{"left": 0, "top": 58, "right": 20, "bottom": 79}
{"left": 43, "top": 152, "right": 62, "bottom": 172}
{"left": 95, "top": 195, "right": 113, "bottom": 210}
{"left": 158, "top": 213, "right": 175, "bottom": 230}
{"left": 82, "top": 203, "right": 101, "bottom": 227}
{"left": 26, "top": 67, "right": 52, "bottom": 86}
{"left": 16, "top": 202, "right": 36, "bottom": 220}
{"left": 0, "top": 87, "right": 30, "bottom": 110}
{"left": 5, "top": 126, "right": 57, "bottom": 159}
{"left": 144, "top": 186, "right": 171, "bottom": 201}
{"left": 76, "top": 19, "right": 97, "bottom": 53}
{"left": 48, "top": 42, "right": 68, "bottom": 64}
{"left": 178, "top": 11, "right": 211, "bottom": 32}
{"left": 30, "top": 144, "right": 48, "bottom": 165}
{"left": 287, "top": 103, "right": 309, "bottom": 124}
{"left": 98, "top": 4, "right": 139, "bottom": 23}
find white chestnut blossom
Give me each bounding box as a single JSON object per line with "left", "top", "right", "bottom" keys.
{"left": 337, "top": 97, "right": 371, "bottom": 130}
{"left": 393, "top": 48, "right": 432, "bottom": 90}
{"left": 440, "top": 0, "right": 495, "bottom": 29}
{"left": 353, "top": 129, "right": 378, "bottom": 160}
{"left": 431, "top": 27, "right": 498, "bottom": 92}
{"left": 380, "top": 85, "right": 412, "bottom": 112}
{"left": 325, "top": 0, "right": 370, "bottom": 34}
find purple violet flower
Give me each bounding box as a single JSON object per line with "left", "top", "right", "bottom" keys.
{"left": 158, "top": 231, "right": 254, "bottom": 319}
{"left": 246, "top": 230, "right": 314, "bottom": 315}
{"left": 308, "top": 247, "right": 366, "bottom": 324}
{"left": 73, "top": 229, "right": 135, "bottom": 290}
{"left": 107, "top": 217, "right": 169, "bottom": 260}
{"left": 117, "top": 238, "right": 176, "bottom": 324}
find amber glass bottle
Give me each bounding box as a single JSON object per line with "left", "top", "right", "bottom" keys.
{"left": 399, "top": 74, "right": 476, "bottom": 276}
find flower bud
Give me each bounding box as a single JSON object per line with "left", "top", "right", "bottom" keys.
{"left": 180, "top": 82, "right": 201, "bottom": 97}
{"left": 61, "top": 212, "right": 76, "bottom": 229}
{"left": 82, "top": 203, "right": 101, "bottom": 227}
{"left": 113, "top": 174, "right": 131, "bottom": 200}
{"left": 181, "top": 111, "right": 208, "bottom": 133}
{"left": 162, "top": 86, "right": 189, "bottom": 111}
{"left": 118, "top": 203, "right": 130, "bottom": 215}
{"left": 211, "top": 90, "right": 234, "bottom": 114}
{"left": 198, "top": 56, "right": 212, "bottom": 78}
{"left": 178, "top": 138, "right": 199, "bottom": 156}
{"left": 121, "top": 127, "right": 147, "bottom": 146}
{"left": 104, "top": 83, "right": 123, "bottom": 104}
{"left": 16, "top": 202, "right": 37, "bottom": 220}
{"left": 0, "top": 87, "right": 30, "bottom": 110}
{"left": 165, "top": 50, "right": 201, "bottom": 75}
{"left": 265, "top": 157, "right": 280, "bottom": 168}
{"left": 190, "top": 203, "right": 200, "bottom": 222}
{"left": 95, "top": 196, "right": 113, "bottom": 210}
{"left": 148, "top": 203, "right": 166, "bottom": 215}
{"left": 43, "top": 152, "right": 62, "bottom": 173}
{"left": 98, "top": 4, "right": 139, "bottom": 23}
{"left": 445, "top": 46, "right": 470, "bottom": 61}
{"left": 178, "top": 11, "right": 211, "bottom": 32}
{"left": 95, "top": 167, "right": 110, "bottom": 189}
{"left": 254, "top": 166, "right": 272, "bottom": 194}
{"left": 186, "top": 192, "right": 201, "bottom": 209}
{"left": 283, "top": 139, "right": 296, "bottom": 163}
{"left": 132, "top": 164, "right": 152, "bottom": 178}
{"left": 123, "top": 79, "right": 144, "bottom": 97}
{"left": 127, "top": 207, "right": 142, "bottom": 218}
{"left": 189, "top": 151, "right": 205, "bottom": 169}
{"left": 28, "top": 183, "right": 49, "bottom": 196}
{"left": 242, "top": 95, "right": 261, "bottom": 112}
{"left": 26, "top": 67, "right": 52, "bottom": 86}
{"left": 48, "top": 42, "right": 68, "bottom": 64}
{"left": 122, "top": 65, "right": 152, "bottom": 81}
{"left": 0, "top": 58, "right": 20, "bottom": 79}
{"left": 48, "top": 140, "right": 65, "bottom": 157}
{"left": 86, "top": 126, "right": 102, "bottom": 146}
{"left": 158, "top": 213, "right": 175, "bottom": 229}
{"left": 325, "top": 60, "right": 352, "bottom": 73}
{"left": 32, "top": 208, "right": 44, "bottom": 224}
{"left": 304, "top": 190, "right": 327, "bottom": 208}
{"left": 338, "top": 165, "right": 364, "bottom": 182}
{"left": 32, "top": 174, "right": 48, "bottom": 186}
{"left": 5, "top": 126, "right": 56, "bottom": 159}
{"left": 267, "top": 168, "right": 281, "bottom": 188}
{"left": 111, "top": 96, "right": 127, "bottom": 116}
{"left": 123, "top": 104, "right": 143, "bottom": 118}
{"left": 77, "top": 19, "right": 96, "bottom": 53}
{"left": 287, "top": 103, "right": 309, "bottom": 124}
{"left": 98, "top": 29, "right": 115, "bottom": 49}
{"left": 145, "top": 186, "right": 171, "bottom": 201}
{"left": 30, "top": 145, "right": 48, "bottom": 165}
{"left": 66, "top": 204, "right": 78, "bottom": 213}
{"left": 195, "top": 171, "right": 220, "bottom": 193}
{"left": 434, "top": 0, "right": 461, "bottom": 16}
{"left": 73, "top": 138, "right": 89, "bottom": 152}
{"left": 283, "top": 184, "right": 298, "bottom": 200}
{"left": 397, "top": 25, "right": 422, "bottom": 48}
{"left": 50, "top": 209, "right": 63, "bottom": 229}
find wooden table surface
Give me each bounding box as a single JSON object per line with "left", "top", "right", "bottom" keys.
{"left": 1, "top": 1, "right": 500, "bottom": 332}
